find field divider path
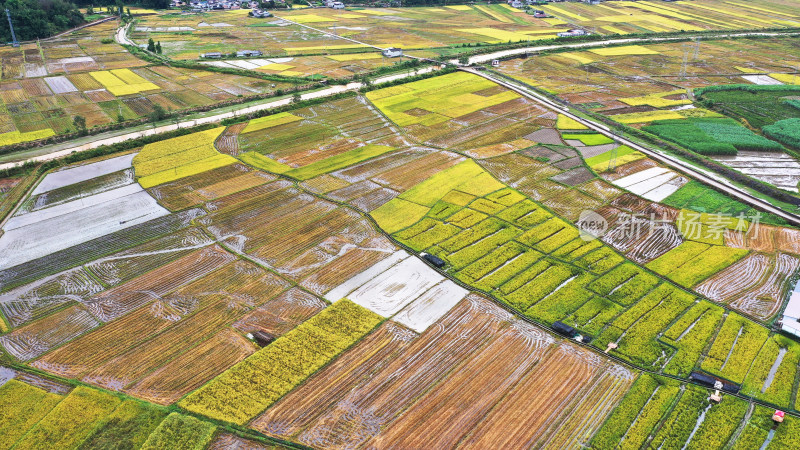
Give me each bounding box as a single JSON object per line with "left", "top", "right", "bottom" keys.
{"left": 461, "top": 67, "right": 800, "bottom": 227}
{"left": 269, "top": 170, "right": 800, "bottom": 421}
{"left": 273, "top": 15, "right": 384, "bottom": 51}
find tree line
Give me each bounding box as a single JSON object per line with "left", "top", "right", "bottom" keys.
{"left": 0, "top": 0, "right": 85, "bottom": 42}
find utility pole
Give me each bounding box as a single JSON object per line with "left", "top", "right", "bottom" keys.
{"left": 6, "top": 9, "right": 19, "bottom": 48}
{"left": 693, "top": 37, "right": 700, "bottom": 60}
{"left": 679, "top": 43, "right": 690, "bottom": 79}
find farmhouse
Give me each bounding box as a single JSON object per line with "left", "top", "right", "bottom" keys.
{"left": 250, "top": 9, "right": 272, "bottom": 17}
{"left": 382, "top": 47, "right": 403, "bottom": 57}
{"left": 557, "top": 29, "right": 589, "bottom": 37}
{"left": 237, "top": 50, "right": 263, "bottom": 57}
{"left": 200, "top": 52, "right": 223, "bottom": 58}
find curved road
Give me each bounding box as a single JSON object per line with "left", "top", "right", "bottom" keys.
{"left": 461, "top": 67, "right": 800, "bottom": 227}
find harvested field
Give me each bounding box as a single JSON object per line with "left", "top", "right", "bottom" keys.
{"left": 126, "top": 329, "right": 256, "bottom": 405}
{"left": 460, "top": 345, "right": 633, "bottom": 449}
{"left": 147, "top": 164, "right": 275, "bottom": 211}
{"left": 84, "top": 245, "right": 236, "bottom": 321}
{"left": 1, "top": 305, "right": 99, "bottom": 361}
{"left": 0, "top": 267, "right": 104, "bottom": 328}
{"left": 232, "top": 287, "right": 326, "bottom": 336}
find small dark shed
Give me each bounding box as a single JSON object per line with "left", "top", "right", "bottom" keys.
{"left": 689, "top": 371, "right": 741, "bottom": 394}
{"left": 253, "top": 331, "right": 276, "bottom": 347}
{"left": 552, "top": 321, "right": 576, "bottom": 337}
{"left": 421, "top": 253, "right": 445, "bottom": 268}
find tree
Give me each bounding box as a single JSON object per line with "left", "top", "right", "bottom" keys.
{"left": 86, "top": 5, "right": 94, "bottom": 14}
{"left": 155, "top": 41, "right": 162, "bottom": 54}
{"left": 148, "top": 104, "right": 168, "bottom": 122}
{"left": 126, "top": 7, "right": 131, "bottom": 16}
{"left": 147, "top": 38, "right": 156, "bottom": 52}
{"left": 0, "top": 0, "right": 86, "bottom": 42}
{"left": 73, "top": 115, "right": 87, "bottom": 134}
{"left": 292, "top": 92, "right": 301, "bottom": 103}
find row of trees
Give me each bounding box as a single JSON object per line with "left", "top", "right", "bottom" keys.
{"left": 0, "top": 0, "right": 85, "bottom": 42}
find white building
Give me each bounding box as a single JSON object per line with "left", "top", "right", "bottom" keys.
{"left": 557, "top": 29, "right": 589, "bottom": 37}
{"left": 781, "top": 284, "right": 800, "bottom": 338}
{"left": 382, "top": 47, "right": 403, "bottom": 57}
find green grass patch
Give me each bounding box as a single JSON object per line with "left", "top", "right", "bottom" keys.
{"left": 285, "top": 144, "right": 394, "bottom": 180}
{"left": 763, "top": 117, "right": 800, "bottom": 150}
{"left": 561, "top": 133, "right": 614, "bottom": 146}
{"left": 239, "top": 151, "right": 292, "bottom": 174}
{"left": 643, "top": 117, "right": 784, "bottom": 155}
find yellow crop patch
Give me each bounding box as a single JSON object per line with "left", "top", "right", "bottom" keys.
{"left": 445, "top": 5, "right": 472, "bottom": 11}
{"left": 336, "top": 13, "right": 365, "bottom": 18}
{"left": 258, "top": 63, "right": 294, "bottom": 71}
{"left": 541, "top": 5, "right": 588, "bottom": 21}
{"left": 474, "top": 5, "right": 512, "bottom": 23}
{"left": 723, "top": 0, "right": 799, "bottom": 18}
{"left": 769, "top": 73, "right": 800, "bottom": 85}
{"left": 243, "top": 112, "right": 303, "bottom": 134}
{"left": 457, "top": 27, "right": 534, "bottom": 42}
{"left": 133, "top": 127, "right": 236, "bottom": 188}
{"left": 590, "top": 45, "right": 659, "bottom": 56}
{"left": 556, "top": 114, "right": 588, "bottom": 130}
{"left": 560, "top": 52, "right": 594, "bottom": 64}
{"left": 602, "top": 25, "right": 627, "bottom": 34}
{"left": 543, "top": 17, "right": 567, "bottom": 25}
{"left": 620, "top": 90, "right": 691, "bottom": 108}
{"left": 288, "top": 14, "right": 336, "bottom": 23}
{"left": 610, "top": 110, "right": 685, "bottom": 124}
{"left": 89, "top": 69, "right": 160, "bottom": 96}
{"left": 366, "top": 72, "right": 519, "bottom": 127}
{"left": 326, "top": 53, "right": 382, "bottom": 61}
{"left": 0, "top": 128, "right": 55, "bottom": 146}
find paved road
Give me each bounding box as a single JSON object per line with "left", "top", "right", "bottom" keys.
{"left": 461, "top": 67, "right": 800, "bottom": 227}
{"left": 115, "top": 22, "right": 136, "bottom": 46}
{"left": 0, "top": 67, "right": 436, "bottom": 171}
{"left": 458, "top": 30, "right": 800, "bottom": 65}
